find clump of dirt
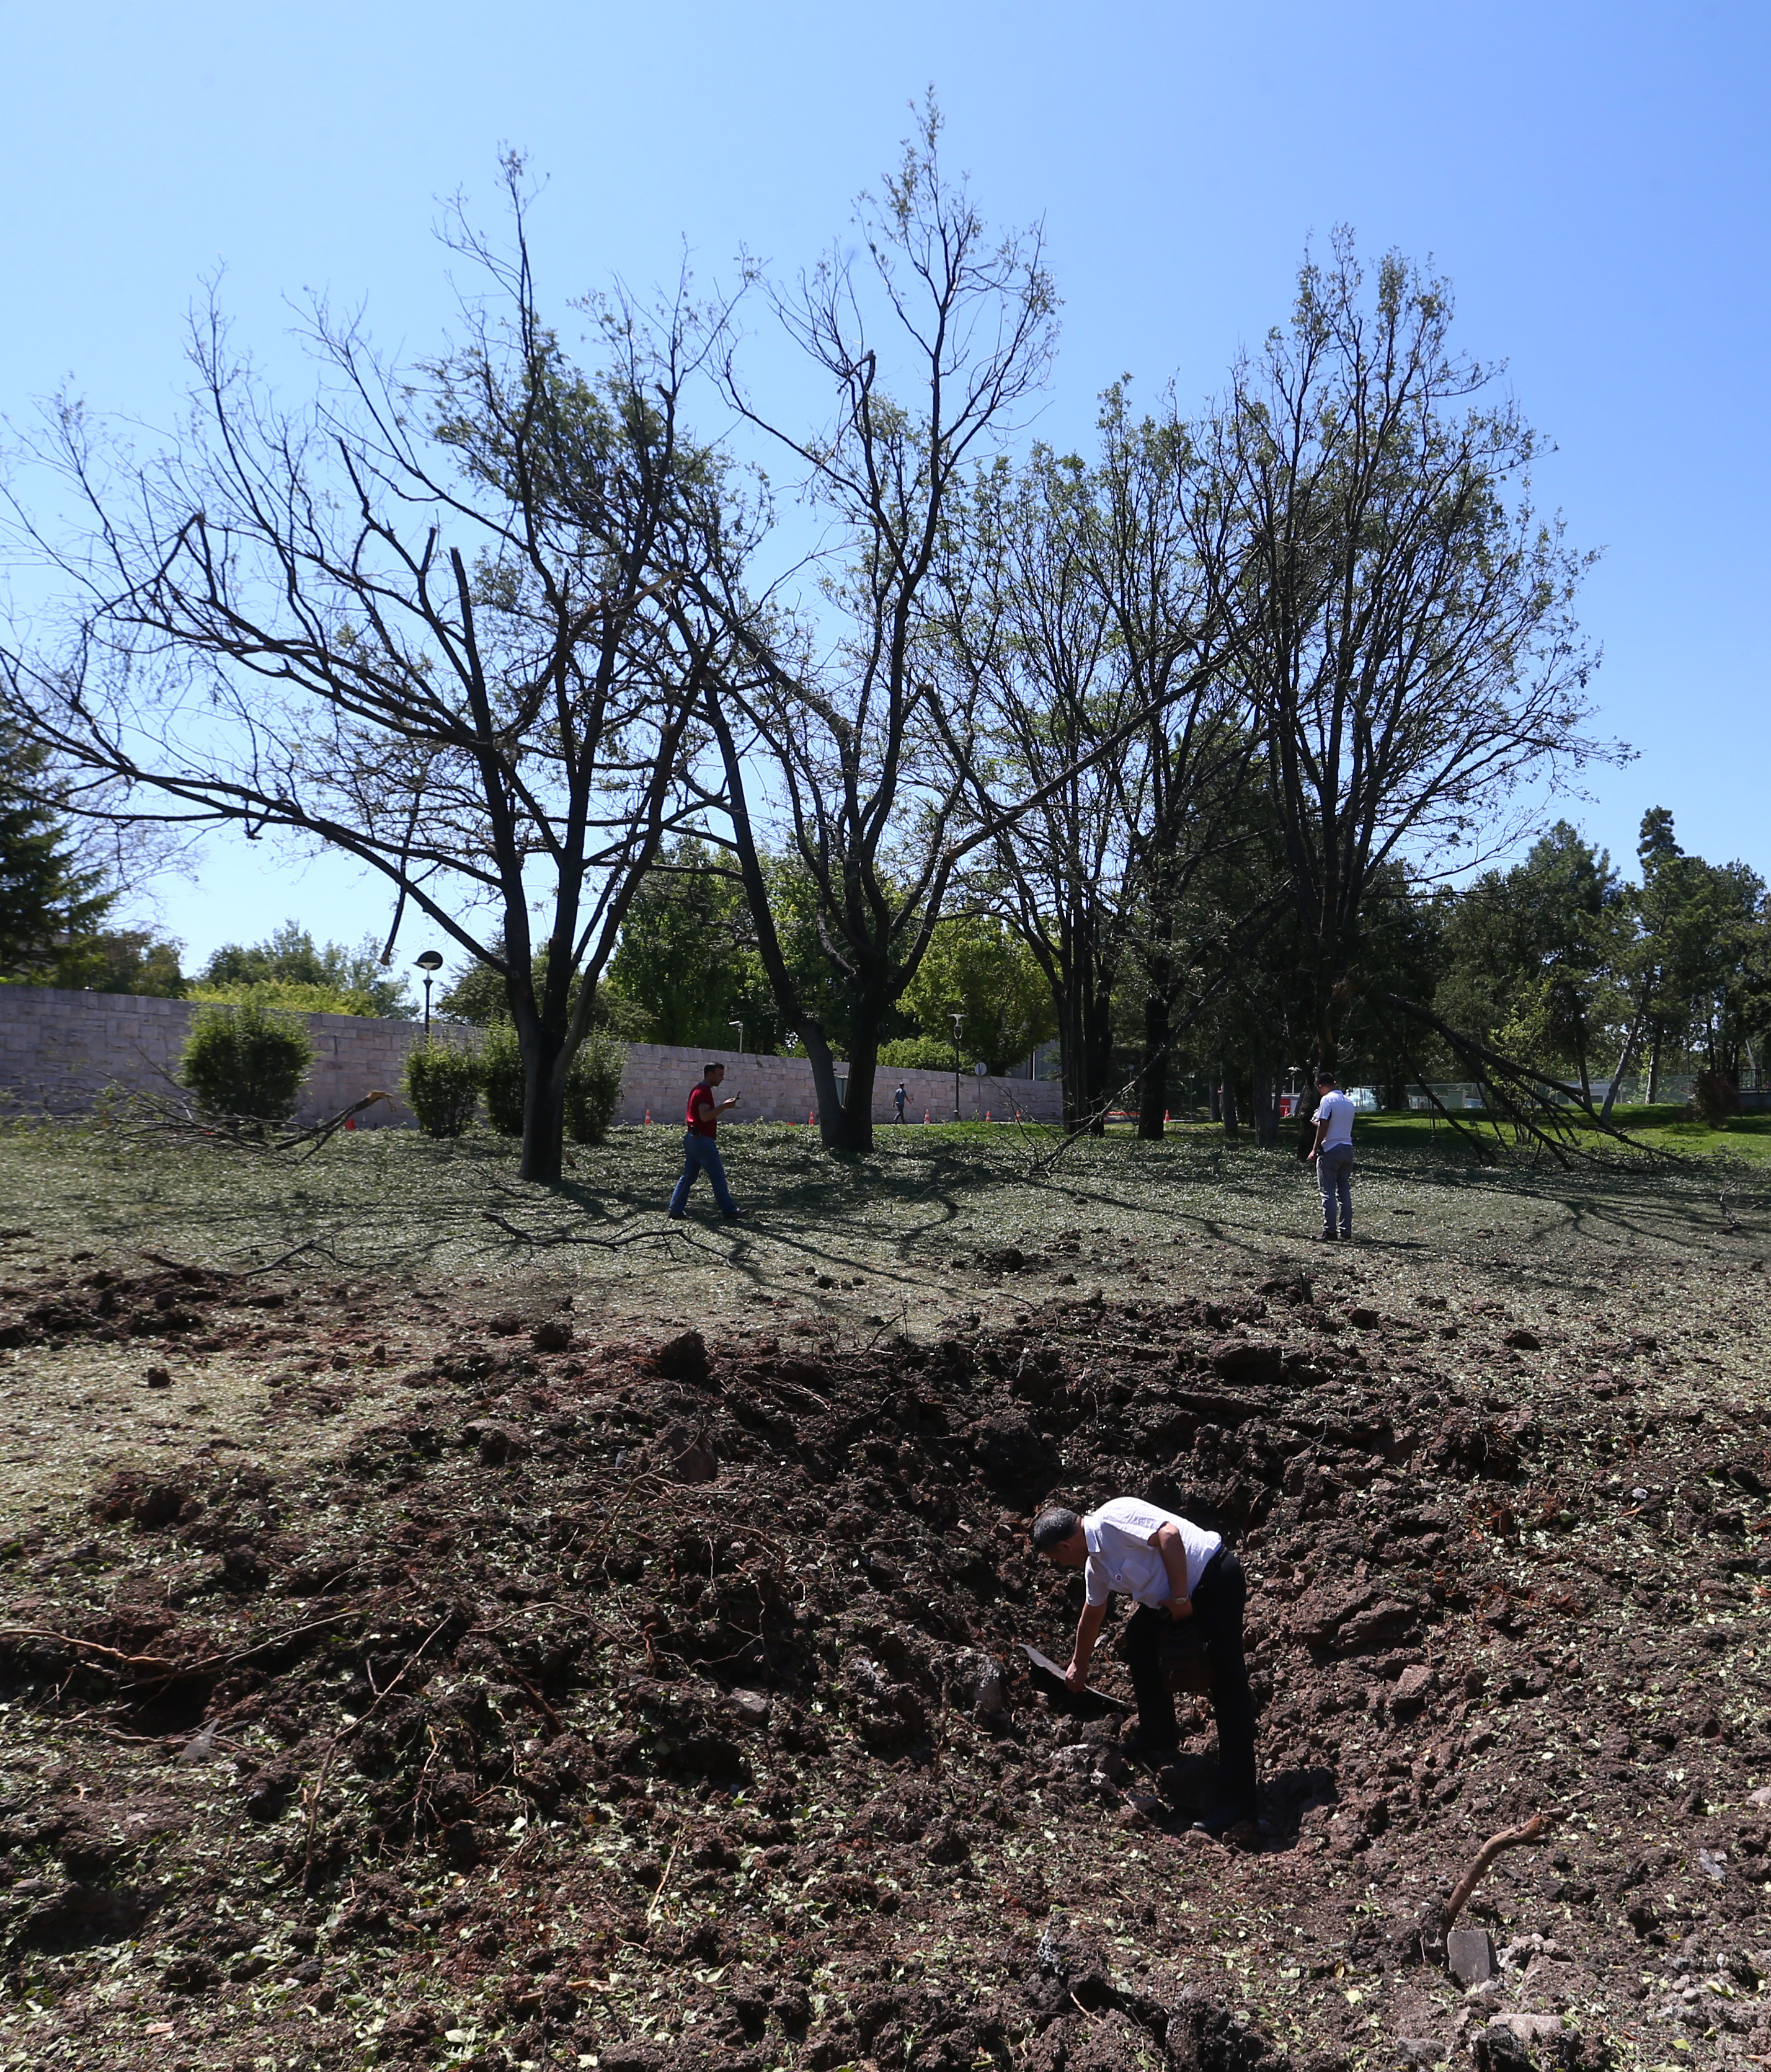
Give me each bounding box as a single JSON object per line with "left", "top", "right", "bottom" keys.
{"left": 1, "top": 1249, "right": 1769, "bottom": 2071}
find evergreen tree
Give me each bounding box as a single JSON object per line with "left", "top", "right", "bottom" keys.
{"left": 0, "top": 730, "right": 114, "bottom": 982}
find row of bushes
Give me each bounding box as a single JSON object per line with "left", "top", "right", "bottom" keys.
{"left": 176, "top": 998, "right": 624, "bottom": 1143}
{"left": 402, "top": 1025, "right": 624, "bottom": 1143}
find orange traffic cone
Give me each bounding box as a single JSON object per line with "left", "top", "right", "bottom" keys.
{"left": 808, "top": 1109, "right": 815, "bottom": 1126}
{"left": 985, "top": 1109, "right": 992, "bottom": 1123}
{"left": 1165, "top": 1108, "right": 1171, "bottom": 1123}
{"left": 924, "top": 1109, "right": 931, "bottom": 1123}
{"left": 644, "top": 1107, "right": 652, "bottom": 1124}
{"left": 345, "top": 1115, "right": 357, "bottom": 1130}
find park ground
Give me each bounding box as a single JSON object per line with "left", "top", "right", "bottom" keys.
{"left": 0, "top": 1115, "right": 1769, "bottom": 2072}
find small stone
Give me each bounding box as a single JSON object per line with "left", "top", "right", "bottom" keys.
{"left": 1390, "top": 1663, "right": 1437, "bottom": 1719}
{"left": 1122, "top": 1791, "right": 1165, "bottom": 1818}
{"left": 1748, "top": 1787, "right": 1771, "bottom": 1809}
{"left": 1346, "top": 1306, "right": 1381, "bottom": 1329}
{"left": 144, "top": 1366, "right": 172, "bottom": 1389}
{"left": 657, "top": 1420, "right": 717, "bottom": 1482}
{"left": 1446, "top": 1926, "right": 1495, "bottom": 1987}
{"left": 730, "top": 1689, "right": 771, "bottom": 1727}
{"left": 177, "top": 1727, "right": 218, "bottom": 1765}
{"left": 1488, "top": 2012, "right": 1563, "bottom": 2047}
{"left": 1502, "top": 1327, "right": 1542, "bottom": 1350}
{"left": 1396, "top": 2045, "right": 1447, "bottom": 2068}
{"left": 464, "top": 1419, "right": 529, "bottom": 1466}
{"left": 1698, "top": 1848, "right": 1728, "bottom": 1883}
{"left": 484, "top": 1311, "right": 522, "bottom": 1336}
{"left": 654, "top": 1329, "right": 709, "bottom": 1384}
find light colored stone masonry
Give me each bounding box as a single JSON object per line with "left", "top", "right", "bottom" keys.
{"left": 0, "top": 987, "right": 1066, "bottom": 1130}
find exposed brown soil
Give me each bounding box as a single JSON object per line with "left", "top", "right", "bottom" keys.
{"left": 2, "top": 1234, "right": 1769, "bottom": 2072}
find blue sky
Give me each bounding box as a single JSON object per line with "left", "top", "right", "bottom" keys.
{"left": 4, "top": 1, "right": 1767, "bottom": 973}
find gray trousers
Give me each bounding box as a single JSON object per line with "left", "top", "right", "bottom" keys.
{"left": 1317, "top": 1143, "right": 1354, "bottom": 1234}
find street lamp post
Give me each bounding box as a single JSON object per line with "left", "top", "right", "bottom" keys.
{"left": 415, "top": 950, "right": 444, "bottom": 1037}
{"left": 729, "top": 1019, "right": 743, "bottom": 1057}
{"left": 950, "top": 1011, "right": 964, "bottom": 1123}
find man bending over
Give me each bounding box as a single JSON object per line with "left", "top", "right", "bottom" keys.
{"left": 1032, "top": 1496, "right": 1256, "bottom": 1837}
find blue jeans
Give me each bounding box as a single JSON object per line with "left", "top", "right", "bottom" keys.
{"left": 669, "top": 1132, "right": 738, "bottom": 1216}
{"left": 1318, "top": 1142, "right": 1354, "bottom": 1236}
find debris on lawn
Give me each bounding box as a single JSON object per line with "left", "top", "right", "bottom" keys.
{"left": 0, "top": 1156, "right": 1769, "bottom": 2070}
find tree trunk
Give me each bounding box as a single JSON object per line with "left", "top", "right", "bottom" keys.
{"left": 1250, "top": 1056, "right": 1279, "bottom": 1149}
{"left": 835, "top": 1029, "right": 879, "bottom": 1154}
{"left": 515, "top": 1017, "right": 569, "bottom": 1185}
{"left": 1137, "top": 985, "right": 1169, "bottom": 1139}
{"left": 1220, "top": 1065, "right": 1240, "bottom": 1138}
{"left": 1646, "top": 1026, "right": 1663, "bottom": 1105}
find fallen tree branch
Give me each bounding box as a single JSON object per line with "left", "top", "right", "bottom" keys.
{"left": 1442, "top": 1812, "right": 1551, "bottom": 1929}
{"left": 481, "top": 1209, "right": 671, "bottom": 1251}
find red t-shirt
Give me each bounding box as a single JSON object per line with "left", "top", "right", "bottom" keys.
{"left": 686, "top": 1082, "right": 719, "bottom": 1138}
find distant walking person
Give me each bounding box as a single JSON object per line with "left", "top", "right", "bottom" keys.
{"left": 1309, "top": 1068, "right": 1356, "bottom": 1242}
{"left": 892, "top": 1082, "right": 908, "bottom": 1123}
{"left": 667, "top": 1064, "right": 747, "bottom": 1220}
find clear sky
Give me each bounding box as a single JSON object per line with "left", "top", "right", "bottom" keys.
{"left": 4, "top": 1, "right": 1767, "bottom": 974}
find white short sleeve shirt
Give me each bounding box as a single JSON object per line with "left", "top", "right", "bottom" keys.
{"left": 1081, "top": 1497, "right": 1222, "bottom": 1608}
{"left": 1315, "top": 1090, "right": 1356, "bottom": 1150}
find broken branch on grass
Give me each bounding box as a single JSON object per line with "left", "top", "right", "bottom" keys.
{"left": 481, "top": 1209, "right": 671, "bottom": 1251}
{"left": 647, "top": 1822, "right": 686, "bottom": 1923}
{"left": 237, "top": 1234, "right": 344, "bottom": 1277}
{"left": 1442, "top": 1812, "right": 1551, "bottom": 1929}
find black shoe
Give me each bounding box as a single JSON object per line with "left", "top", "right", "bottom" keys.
{"left": 721, "top": 1208, "right": 751, "bottom": 1220}
{"left": 667, "top": 1209, "right": 686, "bottom": 1220}
{"left": 1315, "top": 1229, "right": 1338, "bottom": 1244}
{"left": 1121, "top": 1725, "right": 1180, "bottom": 1761}
{"left": 1190, "top": 1799, "right": 1256, "bottom": 1838}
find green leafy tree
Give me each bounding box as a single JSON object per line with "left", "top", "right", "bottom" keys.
{"left": 603, "top": 839, "right": 779, "bottom": 1049}
{"left": 199, "top": 922, "right": 412, "bottom": 1018}
{"left": 1631, "top": 810, "right": 1766, "bottom": 1099}
{"left": 896, "top": 914, "right": 1055, "bottom": 1074}
{"left": 64, "top": 928, "right": 187, "bottom": 997}
{"left": 1437, "top": 823, "right": 1628, "bottom": 1100}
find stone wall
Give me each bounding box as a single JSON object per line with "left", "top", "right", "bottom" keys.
{"left": 618, "top": 1043, "right": 1064, "bottom": 1128}
{"left": 0, "top": 987, "right": 1066, "bottom": 1130}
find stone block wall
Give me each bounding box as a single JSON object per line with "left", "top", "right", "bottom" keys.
{"left": 616, "top": 1044, "right": 1064, "bottom": 1128}
{"left": 0, "top": 985, "right": 432, "bottom": 1126}
{"left": 0, "top": 988, "right": 1067, "bottom": 1130}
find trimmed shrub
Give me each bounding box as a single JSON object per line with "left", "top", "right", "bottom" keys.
{"left": 479, "top": 1023, "right": 627, "bottom": 1143}
{"left": 1690, "top": 1072, "right": 1741, "bottom": 1128}
{"left": 564, "top": 1032, "right": 626, "bottom": 1146}
{"left": 179, "top": 998, "right": 314, "bottom": 1125}
{"left": 481, "top": 1022, "right": 526, "bottom": 1136}
{"left": 403, "top": 1040, "right": 481, "bottom": 1138}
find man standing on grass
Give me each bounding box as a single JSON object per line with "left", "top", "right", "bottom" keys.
{"left": 667, "top": 1063, "right": 748, "bottom": 1221}
{"left": 1308, "top": 1067, "right": 1357, "bottom": 1243}
{"left": 1032, "top": 1497, "right": 1257, "bottom": 1838}
{"left": 893, "top": 1082, "right": 908, "bottom": 1123}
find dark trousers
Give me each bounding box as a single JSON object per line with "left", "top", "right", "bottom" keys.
{"left": 1122, "top": 1549, "right": 1256, "bottom": 1805}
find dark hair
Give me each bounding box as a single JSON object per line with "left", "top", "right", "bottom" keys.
{"left": 1316, "top": 1069, "right": 1337, "bottom": 1086}
{"left": 1031, "top": 1506, "right": 1082, "bottom": 1552}
{"left": 703, "top": 1063, "right": 724, "bottom": 1076}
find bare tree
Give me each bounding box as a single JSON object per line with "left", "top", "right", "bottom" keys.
{"left": 1194, "top": 234, "right": 1610, "bottom": 1075}
{"left": 678, "top": 101, "right": 1059, "bottom": 1152}
{"left": 934, "top": 397, "right": 1260, "bottom": 1133}
{"left": 2, "top": 161, "right": 726, "bottom": 1182}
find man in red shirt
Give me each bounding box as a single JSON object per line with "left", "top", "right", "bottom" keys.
{"left": 667, "top": 1063, "right": 747, "bottom": 1220}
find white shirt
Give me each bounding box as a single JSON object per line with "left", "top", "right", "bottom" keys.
{"left": 1081, "top": 1497, "right": 1222, "bottom": 1608}
{"left": 1315, "top": 1089, "right": 1356, "bottom": 1151}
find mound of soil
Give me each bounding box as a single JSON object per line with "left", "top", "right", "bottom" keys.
{"left": 1, "top": 1252, "right": 1769, "bottom": 2070}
